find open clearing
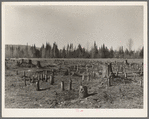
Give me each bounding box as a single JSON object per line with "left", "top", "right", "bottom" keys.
{"left": 5, "top": 58, "right": 143, "bottom": 108}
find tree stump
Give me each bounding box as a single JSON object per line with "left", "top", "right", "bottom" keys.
{"left": 87, "top": 73, "right": 90, "bottom": 81}
{"left": 65, "top": 69, "right": 69, "bottom": 75}
{"left": 124, "top": 60, "right": 128, "bottom": 65}
{"left": 28, "top": 59, "right": 32, "bottom": 64}
{"left": 37, "top": 61, "right": 41, "bottom": 68}
{"left": 86, "top": 66, "right": 89, "bottom": 72}
{"left": 31, "top": 76, "right": 34, "bottom": 83}
{"left": 92, "top": 71, "right": 95, "bottom": 78}
{"left": 136, "top": 65, "right": 139, "bottom": 70}
{"left": 82, "top": 74, "right": 85, "bottom": 81}
{"left": 124, "top": 73, "right": 127, "bottom": 78}
{"left": 39, "top": 74, "right": 42, "bottom": 81}
{"left": 45, "top": 75, "right": 47, "bottom": 82}
{"left": 76, "top": 65, "right": 79, "bottom": 72}
{"left": 24, "top": 78, "right": 26, "bottom": 86}
{"left": 68, "top": 79, "right": 72, "bottom": 90}
{"left": 36, "top": 80, "right": 40, "bottom": 91}
{"left": 140, "top": 79, "right": 143, "bottom": 87}
{"left": 79, "top": 86, "right": 88, "bottom": 98}
{"left": 21, "top": 59, "right": 24, "bottom": 64}
{"left": 50, "top": 75, "right": 54, "bottom": 85}
{"left": 108, "top": 63, "right": 113, "bottom": 75}
{"left": 107, "top": 77, "right": 111, "bottom": 87}
{"left": 140, "top": 67, "right": 143, "bottom": 76}
{"left": 61, "top": 81, "right": 64, "bottom": 91}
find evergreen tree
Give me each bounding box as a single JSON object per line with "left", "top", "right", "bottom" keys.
{"left": 139, "top": 47, "right": 143, "bottom": 58}
{"left": 40, "top": 44, "right": 46, "bottom": 58}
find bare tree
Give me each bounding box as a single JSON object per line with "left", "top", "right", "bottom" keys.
{"left": 127, "top": 39, "right": 133, "bottom": 52}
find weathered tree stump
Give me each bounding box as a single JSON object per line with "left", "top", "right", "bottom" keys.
{"left": 102, "top": 63, "right": 113, "bottom": 78}
{"left": 50, "top": 75, "right": 54, "bottom": 85}
{"left": 65, "top": 69, "right": 69, "bottom": 75}
{"left": 82, "top": 74, "right": 85, "bottom": 81}
{"left": 36, "top": 80, "right": 40, "bottom": 91}
{"left": 37, "top": 61, "right": 41, "bottom": 68}
{"left": 28, "top": 59, "right": 32, "bottom": 64}
{"left": 68, "top": 79, "right": 72, "bottom": 90}
{"left": 79, "top": 85, "right": 88, "bottom": 98}
{"left": 140, "top": 79, "right": 143, "bottom": 87}
{"left": 38, "top": 74, "right": 40, "bottom": 81}
{"left": 108, "top": 63, "right": 113, "bottom": 75}
{"left": 124, "top": 60, "right": 128, "bottom": 65}
{"left": 87, "top": 73, "right": 90, "bottom": 81}
{"left": 125, "top": 73, "right": 127, "bottom": 79}
{"left": 40, "top": 74, "right": 42, "bottom": 81}
{"left": 24, "top": 77, "right": 26, "bottom": 86}
{"left": 107, "top": 76, "right": 111, "bottom": 87}
{"left": 140, "top": 67, "right": 143, "bottom": 76}
{"left": 61, "top": 81, "right": 64, "bottom": 91}
{"left": 45, "top": 75, "right": 47, "bottom": 82}
{"left": 21, "top": 59, "right": 24, "bottom": 64}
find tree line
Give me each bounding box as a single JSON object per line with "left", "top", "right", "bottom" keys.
{"left": 5, "top": 42, "right": 143, "bottom": 59}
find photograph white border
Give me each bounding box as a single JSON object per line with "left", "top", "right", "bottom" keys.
{"left": 2, "top": 2, "right": 148, "bottom": 117}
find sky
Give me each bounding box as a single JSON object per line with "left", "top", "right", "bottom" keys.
{"left": 4, "top": 4, "right": 144, "bottom": 51}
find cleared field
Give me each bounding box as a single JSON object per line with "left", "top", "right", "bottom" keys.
{"left": 5, "top": 58, "right": 143, "bottom": 108}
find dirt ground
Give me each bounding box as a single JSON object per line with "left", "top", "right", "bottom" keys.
{"left": 5, "top": 58, "right": 143, "bottom": 108}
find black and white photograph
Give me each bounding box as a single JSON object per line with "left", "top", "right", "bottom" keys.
{"left": 2, "top": 2, "right": 147, "bottom": 117}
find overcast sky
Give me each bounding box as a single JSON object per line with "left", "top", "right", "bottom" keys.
{"left": 4, "top": 5, "right": 143, "bottom": 50}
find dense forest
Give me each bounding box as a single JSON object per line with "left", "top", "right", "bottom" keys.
{"left": 5, "top": 42, "right": 143, "bottom": 59}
